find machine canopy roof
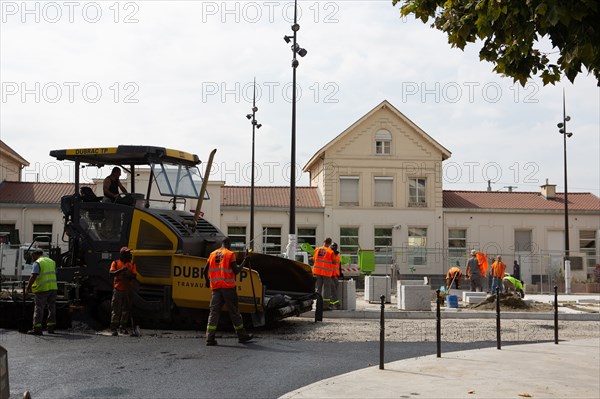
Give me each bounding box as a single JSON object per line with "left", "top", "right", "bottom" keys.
{"left": 49, "top": 145, "right": 200, "bottom": 167}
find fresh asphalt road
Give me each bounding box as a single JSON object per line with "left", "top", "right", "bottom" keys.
{"left": 2, "top": 329, "right": 505, "bottom": 399}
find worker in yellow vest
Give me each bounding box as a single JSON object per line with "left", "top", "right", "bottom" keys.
{"left": 24, "top": 249, "right": 58, "bottom": 335}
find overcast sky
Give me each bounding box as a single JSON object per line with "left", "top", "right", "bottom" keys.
{"left": 1, "top": 1, "right": 599, "bottom": 196}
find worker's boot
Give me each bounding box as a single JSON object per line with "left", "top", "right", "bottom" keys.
{"left": 27, "top": 327, "right": 42, "bottom": 336}
{"left": 237, "top": 331, "right": 254, "bottom": 343}
{"left": 206, "top": 330, "right": 218, "bottom": 346}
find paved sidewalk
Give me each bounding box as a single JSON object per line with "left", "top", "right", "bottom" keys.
{"left": 280, "top": 338, "right": 600, "bottom": 399}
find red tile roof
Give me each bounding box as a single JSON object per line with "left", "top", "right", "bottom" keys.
{"left": 0, "top": 140, "right": 29, "bottom": 166}
{"left": 222, "top": 186, "right": 323, "bottom": 208}
{"left": 0, "top": 181, "right": 94, "bottom": 204}
{"left": 443, "top": 190, "right": 600, "bottom": 211}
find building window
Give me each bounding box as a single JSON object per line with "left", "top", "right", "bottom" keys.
{"left": 0, "top": 223, "right": 18, "bottom": 244}
{"left": 408, "top": 178, "right": 426, "bottom": 207}
{"left": 514, "top": 230, "right": 533, "bottom": 252}
{"left": 408, "top": 227, "right": 427, "bottom": 267}
{"left": 228, "top": 226, "right": 247, "bottom": 250}
{"left": 448, "top": 229, "right": 467, "bottom": 259}
{"left": 375, "top": 129, "right": 392, "bottom": 155}
{"left": 339, "top": 176, "right": 359, "bottom": 206}
{"left": 374, "top": 227, "right": 393, "bottom": 265}
{"left": 297, "top": 227, "right": 317, "bottom": 249}
{"left": 262, "top": 227, "right": 281, "bottom": 255}
{"left": 340, "top": 227, "right": 359, "bottom": 263}
{"left": 33, "top": 224, "right": 53, "bottom": 248}
{"left": 579, "top": 230, "right": 598, "bottom": 270}
{"left": 374, "top": 177, "right": 393, "bottom": 207}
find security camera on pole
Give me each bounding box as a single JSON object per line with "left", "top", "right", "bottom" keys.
{"left": 557, "top": 89, "right": 573, "bottom": 294}
{"left": 283, "top": 0, "right": 307, "bottom": 261}
{"left": 246, "top": 78, "right": 261, "bottom": 251}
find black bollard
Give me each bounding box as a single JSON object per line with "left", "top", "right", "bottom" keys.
{"left": 315, "top": 292, "right": 323, "bottom": 322}
{"left": 435, "top": 289, "right": 441, "bottom": 358}
{"left": 496, "top": 285, "right": 501, "bottom": 350}
{"left": 379, "top": 295, "right": 385, "bottom": 370}
{"left": 554, "top": 285, "right": 559, "bottom": 344}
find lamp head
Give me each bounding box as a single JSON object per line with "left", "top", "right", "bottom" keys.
{"left": 283, "top": 35, "right": 292, "bottom": 43}
{"left": 559, "top": 128, "right": 565, "bottom": 133}
{"left": 252, "top": 106, "right": 258, "bottom": 112}
{"left": 256, "top": 124, "right": 262, "bottom": 129}
{"left": 297, "top": 48, "right": 307, "bottom": 57}
{"left": 565, "top": 116, "right": 571, "bottom": 122}
{"left": 567, "top": 132, "right": 573, "bottom": 138}
{"left": 557, "top": 122, "right": 564, "bottom": 128}
{"left": 291, "top": 23, "right": 300, "bottom": 32}
{"left": 246, "top": 114, "right": 252, "bottom": 120}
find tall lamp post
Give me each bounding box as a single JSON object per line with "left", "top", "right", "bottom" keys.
{"left": 246, "top": 78, "right": 261, "bottom": 251}
{"left": 557, "top": 89, "right": 573, "bottom": 294}
{"left": 283, "top": 0, "right": 307, "bottom": 260}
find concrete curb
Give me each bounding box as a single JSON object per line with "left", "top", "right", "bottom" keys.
{"left": 300, "top": 309, "right": 600, "bottom": 321}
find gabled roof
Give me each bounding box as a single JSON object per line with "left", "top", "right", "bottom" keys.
{"left": 303, "top": 100, "right": 451, "bottom": 172}
{"left": 0, "top": 140, "right": 29, "bottom": 166}
{"left": 443, "top": 190, "right": 600, "bottom": 211}
{"left": 221, "top": 186, "right": 323, "bottom": 209}
{"left": 0, "top": 181, "right": 93, "bottom": 204}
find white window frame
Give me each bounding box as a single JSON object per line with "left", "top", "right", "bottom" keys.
{"left": 374, "top": 227, "right": 393, "bottom": 265}
{"left": 375, "top": 129, "right": 392, "bottom": 155}
{"left": 408, "top": 178, "right": 427, "bottom": 207}
{"left": 227, "top": 226, "right": 247, "bottom": 250}
{"left": 297, "top": 227, "right": 317, "bottom": 249}
{"left": 448, "top": 229, "right": 467, "bottom": 258}
{"left": 262, "top": 226, "right": 282, "bottom": 255}
{"left": 408, "top": 227, "right": 427, "bottom": 267}
{"left": 32, "top": 223, "right": 53, "bottom": 247}
{"left": 340, "top": 226, "right": 359, "bottom": 264}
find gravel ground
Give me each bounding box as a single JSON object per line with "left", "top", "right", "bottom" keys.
{"left": 259, "top": 317, "right": 600, "bottom": 343}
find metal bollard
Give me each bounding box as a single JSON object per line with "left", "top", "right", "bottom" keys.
{"left": 554, "top": 285, "right": 559, "bottom": 344}
{"left": 314, "top": 292, "right": 323, "bottom": 323}
{"left": 379, "top": 295, "right": 385, "bottom": 370}
{"left": 496, "top": 286, "right": 501, "bottom": 350}
{"left": 435, "top": 289, "right": 441, "bottom": 358}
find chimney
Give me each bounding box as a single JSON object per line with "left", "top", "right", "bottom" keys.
{"left": 487, "top": 180, "right": 492, "bottom": 192}
{"left": 541, "top": 178, "right": 556, "bottom": 199}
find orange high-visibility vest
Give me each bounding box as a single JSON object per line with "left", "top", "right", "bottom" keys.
{"left": 491, "top": 261, "right": 507, "bottom": 278}
{"left": 446, "top": 266, "right": 462, "bottom": 280}
{"left": 110, "top": 260, "right": 137, "bottom": 292}
{"left": 332, "top": 253, "right": 341, "bottom": 278}
{"left": 313, "top": 246, "right": 334, "bottom": 277}
{"left": 207, "top": 248, "right": 237, "bottom": 289}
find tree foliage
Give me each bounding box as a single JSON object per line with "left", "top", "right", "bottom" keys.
{"left": 392, "top": 0, "right": 600, "bottom": 86}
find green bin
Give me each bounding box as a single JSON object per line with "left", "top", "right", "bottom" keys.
{"left": 358, "top": 249, "right": 375, "bottom": 275}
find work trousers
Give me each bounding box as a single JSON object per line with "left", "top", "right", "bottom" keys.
{"left": 491, "top": 276, "right": 504, "bottom": 294}
{"left": 328, "top": 278, "right": 339, "bottom": 308}
{"left": 469, "top": 275, "right": 482, "bottom": 292}
{"left": 315, "top": 275, "right": 332, "bottom": 308}
{"left": 33, "top": 290, "right": 57, "bottom": 330}
{"left": 111, "top": 289, "right": 132, "bottom": 329}
{"left": 206, "top": 288, "right": 247, "bottom": 341}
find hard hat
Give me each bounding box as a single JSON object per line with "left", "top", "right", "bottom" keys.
{"left": 470, "top": 250, "right": 477, "bottom": 255}
{"left": 331, "top": 242, "right": 338, "bottom": 250}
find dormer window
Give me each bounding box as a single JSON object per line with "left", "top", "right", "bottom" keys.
{"left": 375, "top": 129, "right": 392, "bottom": 155}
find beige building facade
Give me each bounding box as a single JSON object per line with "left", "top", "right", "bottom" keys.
{"left": 1, "top": 101, "right": 599, "bottom": 287}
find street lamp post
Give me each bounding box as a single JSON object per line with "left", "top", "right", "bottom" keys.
{"left": 246, "top": 78, "right": 261, "bottom": 251}
{"left": 557, "top": 89, "right": 573, "bottom": 294}
{"left": 283, "top": 0, "right": 307, "bottom": 260}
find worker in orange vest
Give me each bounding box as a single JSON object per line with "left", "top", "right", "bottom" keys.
{"left": 204, "top": 237, "right": 253, "bottom": 346}
{"left": 329, "top": 242, "right": 342, "bottom": 310}
{"left": 312, "top": 237, "right": 335, "bottom": 310}
{"left": 490, "top": 255, "right": 507, "bottom": 294}
{"left": 109, "top": 247, "right": 137, "bottom": 336}
{"left": 446, "top": 265, "right": 463, "bottom": 289}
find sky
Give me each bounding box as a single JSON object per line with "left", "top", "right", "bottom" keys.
{"left": 1, "top": 1, "right": 599, "bottom": 196}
